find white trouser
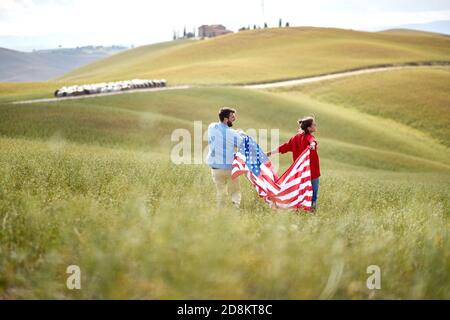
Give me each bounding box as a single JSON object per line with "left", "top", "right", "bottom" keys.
{"left": 210, "top": 169, "right": 241, "bottom": 208}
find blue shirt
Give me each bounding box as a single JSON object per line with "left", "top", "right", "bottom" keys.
{"left": 207, "top": 122, "right": 243, "bottom": 170}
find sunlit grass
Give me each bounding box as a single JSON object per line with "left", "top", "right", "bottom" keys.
{"left": 60, "top": 27, "right": 450, "bottom": 85}
{"left": 275, "top": 67, "right": 450, "bottom": 147}
{"left": 1, "top": 38, "right": 449, "bottom": 298}
{"left": 1, "top": 87, "right": 449, "bottom": 172}
{"left": 0, "top": 136, "right": 448, "bottom": 299}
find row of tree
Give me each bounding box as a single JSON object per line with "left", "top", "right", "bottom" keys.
{"left": 173, "top": 27, "right": 196, "bottom": 40}
{"left": 172, "top": 18, "right": 291, "bottom": 40}
{"left": 239, "top": 19, "right": 290, "bottom": 32}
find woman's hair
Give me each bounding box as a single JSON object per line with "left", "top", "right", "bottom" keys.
{"left": 298, "top": 116, "right": 315, "bottom": 133}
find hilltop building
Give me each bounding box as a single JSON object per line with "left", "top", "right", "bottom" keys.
{"left": 198, "top": 25, "right": 233, "bottom": 38}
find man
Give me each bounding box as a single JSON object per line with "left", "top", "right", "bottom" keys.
{"left": 207, "top": 107, "right": 244, "bottom": 209}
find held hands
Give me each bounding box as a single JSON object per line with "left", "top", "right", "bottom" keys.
{"left": 309, "top": 142, "right": 316, "bottom": 150}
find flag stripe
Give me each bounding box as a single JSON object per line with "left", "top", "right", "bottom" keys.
{"left": 232, "top": 135, "right": 313, "bottom": 211}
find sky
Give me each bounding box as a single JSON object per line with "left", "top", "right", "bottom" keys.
{"left": 1, "top": 0, "right": 450, "bottom": 51}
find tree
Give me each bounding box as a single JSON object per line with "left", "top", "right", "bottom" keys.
{"left": 279, "top": 18, "right": 282, "bottom": 28}
{"left": 285, "top": 22, "right": 290, "bottom": 27}
{"left": 173, "top": 30, "right": 177, "bottom": 40}
{"left": 183, "top": 26, "right": 186, "bottom": 37}
{"left": 253, "top": 24, "right": 257, "bottom": 29}
{"left": 264, "top": 22, "right": 268, "bottom": 28}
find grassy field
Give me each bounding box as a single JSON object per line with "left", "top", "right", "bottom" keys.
{"left": 0, "top": 135, "right": 449, "bottom": 299}
{"left": 2, "top": 27, "right": 450, "bottom": 103}
{"left": 0, "top": 81, "right": 66, "bottom": 104}
{"left": 0, "top": 28, "right": 449, "bottom": 299}
{"left": 272, "top": 67, "right": 450, "bottom": 147}
{"left": 0, "top": 84, "right": 449, "bottom": 299}
{"left": 59, "top": 27, "right": 450, "bottom": 85}
{"left": 1, "top": 87, "right": 449, "bottom": 171}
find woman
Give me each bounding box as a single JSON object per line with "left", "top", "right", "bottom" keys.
{"left": 267, "top": 116, "right": 320, "bottom": 211}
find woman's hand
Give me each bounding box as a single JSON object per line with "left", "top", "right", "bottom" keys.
{"left": 266, "top": 151, "right": 272, "bottom": 157}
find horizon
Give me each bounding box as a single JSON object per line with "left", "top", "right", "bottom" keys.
{"left": 1, "top": 0, "right": 450, "bottom": 51}
{"left": 2, "top": 22, "right": 450, "bottom": 53}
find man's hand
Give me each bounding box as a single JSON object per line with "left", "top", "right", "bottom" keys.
{"left": 266, "top": 151, "right": 271, "bottom": 157}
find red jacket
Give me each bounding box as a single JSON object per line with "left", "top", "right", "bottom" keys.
{"left": 278, "top": 132, "right": 321, "bottom": 179}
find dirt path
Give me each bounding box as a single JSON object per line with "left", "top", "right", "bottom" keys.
{"left": 242, "top": 64, "right": 449, "bottom": 89}
{"left": 11, "top": 63, "right": 449, "bottom": 104}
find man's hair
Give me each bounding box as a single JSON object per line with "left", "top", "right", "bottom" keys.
{"left": 218, "top": 107, "right": 236, "bottom": 122}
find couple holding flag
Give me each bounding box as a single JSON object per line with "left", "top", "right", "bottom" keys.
{"left": 206, "top": 107, "right": 320, "bottom": 212}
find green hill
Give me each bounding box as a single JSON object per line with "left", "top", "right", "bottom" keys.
{"left": 1, "top": 28, "right": 449, "bottom": 299}
{"left": 271, "top": 67, "right": 450, "bottom": 147}
{"left": 59, "top": 27, "right": 450, "bottom": 85}
{"left": 0, "top": 40, "right": 194, "bottom": 103}
{"left": 1, "top": 87, "right": 449, "bottom": 172}
{"left": 1, "top": 86, "right": 449, "bottom": 299}
{"left": 0, "top": 46, "right": 125, "bottom": 82}
{"left": 380, "top": 28, "right": 450, "bottom": 37}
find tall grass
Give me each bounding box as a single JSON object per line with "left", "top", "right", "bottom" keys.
{"left": 1, "top": 64, "right": 449, "bottom": 299}
{"left": 0, "top": 137, "right": 449, "bottom": 299}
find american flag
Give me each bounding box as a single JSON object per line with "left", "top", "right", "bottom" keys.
{"left": 231, "top": 135, "right": 313, "bottom": 211}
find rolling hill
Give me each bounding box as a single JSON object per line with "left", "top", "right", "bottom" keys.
{"left": 1, "top": 85, "right": 449, "bottom": 299}
{"left": 0, "top": 46, "right": 126, "bottom": 82}
{"left": 380, "top": 20, "right": 450, "bottom": 36}
{"left": 270, "top": 66, "right": 450, "bottom": 147}
{"left": 59, "top": 27, "right": 450, "bottom": 85}
{"left": 1, "top": 27, "right": 449, "bottom": 299}
{"left": 1, "top": 87, "right": 449, "bottom": 172}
